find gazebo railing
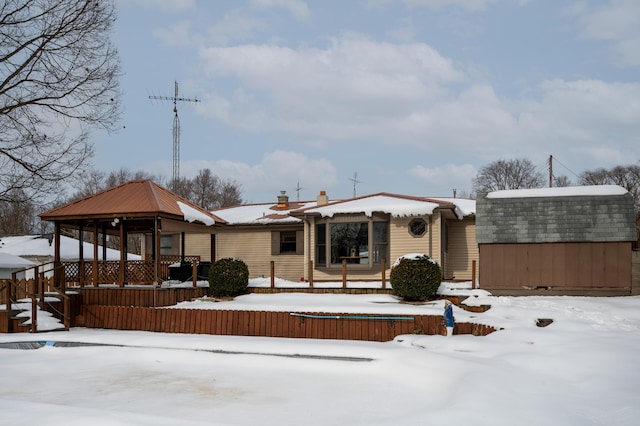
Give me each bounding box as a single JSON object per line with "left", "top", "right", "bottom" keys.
{"left": 61, "top": 255, "right": 202, "bottom": 287}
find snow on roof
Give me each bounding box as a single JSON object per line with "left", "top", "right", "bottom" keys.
{"left": 213, "top": 201, "right": 317, "bottom": 225}
{"left": 0, "top": 235, "right": 141, "bottom": 260}
{"left": 177, "top": 201, "right": 215, "bottom": 226}
{"left": 0, "top": 252, "right": 36, "bottom": 269}
{"left": 428, "top": 197, "right": 476, "bottom": 217}
{"left": 486, "top": 185, "right": 629, "bottom": 199}
{"left": 299, "top": 194, "right": 446, "bottom": 218}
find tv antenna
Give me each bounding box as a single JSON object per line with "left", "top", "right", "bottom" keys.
{"left": 149, "top": 81, "right": 199, "bottom": 186}
{"left": 349, "top": 172, "right": 362, "bottom": 198}
{"left": 295, "top": 180, "right": 303, "bottom": 201}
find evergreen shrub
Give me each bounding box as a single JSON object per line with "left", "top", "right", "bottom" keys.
{"left": 390, "top": 254, "right": 442, "bottom": 301}
{"left": 208, "top": 258, "right": 249, "bottom": 297}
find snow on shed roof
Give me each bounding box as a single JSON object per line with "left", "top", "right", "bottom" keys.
{"left": 486, "top": 185, "right": 629, "bottom": 199}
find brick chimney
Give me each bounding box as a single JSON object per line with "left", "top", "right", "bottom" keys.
{"left": 277, "top": 191, "right": 289, "bottom": 209}
{"left": 317, "top": 190, "right": 329, "bottom": 206}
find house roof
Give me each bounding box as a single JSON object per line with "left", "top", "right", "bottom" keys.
{"left": 293, "top": 193, "right": 466, "bottom": 219}
{"left": 39, "top": 180, "right": 225, "bottom": 226}
{"left": 212, "top": 192, "right": 476, "bottom": 225}
{"left": 213, "top": 201, "right": 318, "bottom": 225}
{"left": 0, "top": 252, "right": 36, "bottom": 269}
{"left": 476, "top": 185, "right": 637, "bottom": 244}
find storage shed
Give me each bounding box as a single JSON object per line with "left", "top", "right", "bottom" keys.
{"left": 476, "top": 185, "right": 637, "bottom": 295}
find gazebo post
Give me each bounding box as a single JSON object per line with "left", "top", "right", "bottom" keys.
{"left": 155, "top": 217, "right": 162, "bottom": 286}
{"left": 93, "top": 220, "right": 99, "bottom": 287}
{"left": 118, "top": 220, "right": 125, "bottom": 287}
{"left": 54, "top": 221, "right": 62, "bottom": 289}
{"left": 78, "top": 223, "right": 84, "bottom": 287}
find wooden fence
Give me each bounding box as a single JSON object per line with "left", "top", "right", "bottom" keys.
{"left": 76, "top": 306, "right": 496, "bottom": 341}
{"left": 78, "top": 287, "right": 208, "bottom": 307}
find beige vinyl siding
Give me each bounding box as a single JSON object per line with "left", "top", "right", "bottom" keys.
{"left": 216, "top": 227, "right": 305, "bottom": 281}
{"left": 184, "top": 234, "right": 212, "bottom": 261}
{"left": 389, "top": 213, "right": 442, "bottom": 264}
{"left": 444, "top": 216, "right": 478, "bottom": 281}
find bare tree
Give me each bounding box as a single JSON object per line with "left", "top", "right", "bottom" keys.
{"left": 473, "top": 158, "right": 545, "bottom": 193}
{"left": 580, "top": 164, "right": 640, "bottom": 213}
{"left": 0, "top": 189, "right": 37, "bottom": 235}
{"left": 189, "top": 169, "right": 243, "bottom": 209}
{"left": 0, "top": 0, "right": 121, "bottom": 202}
{"left": 216, "top": 179, "right": 243, "bottom": 208}
{"left": 553, "top": 175, "right": 572, "bottom": 187}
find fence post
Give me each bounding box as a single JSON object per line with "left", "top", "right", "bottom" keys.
{"left": 381, "top": 259, "right": 386, "bottom": 289}
{"left": 471, "top": 260, "right": 477, "bottom": 289}
{"left": 192, "top": 262, "right": 198, "bottom": 288}
{"left": 31, "top": 284, "right": 37, "bottom": 333}
{"left": 270, "top": 261, "right": 275, "bottom": 289}
{"left": 308, "top": 260, "right": 313, "bottom": 288}
{"left": 342, "top": 260, "right": 347, "bottom": 289}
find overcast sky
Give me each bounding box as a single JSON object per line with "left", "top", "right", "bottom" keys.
{"left": 95, "top": 0, "right": 640, "bottom": 203}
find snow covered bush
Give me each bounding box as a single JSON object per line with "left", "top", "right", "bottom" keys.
{"left": 208, "top": 258, "right": 249, "bottom": 297}
{"left": 390, "top": 253, "right": 442, "bottom": 301}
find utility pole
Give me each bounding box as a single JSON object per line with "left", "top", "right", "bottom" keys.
{"left": 548, "top": 154, "right": 553, "bottom": 188}
{"left": 149, "top": 81, "right": 199, "bottom": 187}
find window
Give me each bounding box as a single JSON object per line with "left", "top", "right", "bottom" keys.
{"left": 409, "top": 218, "right": 427, "bottom": 237}
{"left": 315, "top": 221, "right": 388, "bottom": 268}
{"left": 280, "top": 231, "right": 297, "bottom": 253}
{"left": 160, "top": 235, "right": 173, "bottom": 255}
{"left": 272, "top": 230, "right": 303, "bottom": 255}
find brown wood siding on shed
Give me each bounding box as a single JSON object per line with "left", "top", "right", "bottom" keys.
{"left": 479, "top": 242, "right": 632, "bottom": 292}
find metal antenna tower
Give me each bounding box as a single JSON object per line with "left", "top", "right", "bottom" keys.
{"left": 149, "top": 81, "right": 199, "bottom": 185}
{"left": 349, "top": 172, "right": 362, "bottom": 198}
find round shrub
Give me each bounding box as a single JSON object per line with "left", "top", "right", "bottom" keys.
{"left": 208, "top": 258, "right": 249, "bottom": 297}
{"left": 390, "top": 253, "right": 442, "bottom": 301}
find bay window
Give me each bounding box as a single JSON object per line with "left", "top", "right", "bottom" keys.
{"left": 315, "top": 220, "right": 388, "bottom": 268}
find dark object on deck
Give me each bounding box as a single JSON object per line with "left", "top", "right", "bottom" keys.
{"left": 169, "top": 262, "right": 193, "bottom": 282}
{"left": 197, "top": 261, "right": 211, "bottom": 280}
{"left": 536, "top": 318, "right": 554, "bottom": 327}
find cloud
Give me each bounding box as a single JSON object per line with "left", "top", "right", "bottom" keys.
{"left": 198, "top": 35, "right": 467, "bottom": 142}
{"left": 578, "top": 0, "right": 640, "bottom": 67}
{"left": 177, "top": 151, "right": 338, "bottom": 202}
{"left": 250, "top": 0, "right": 311, "bottom": 20}
{"left": 122, "top": 0, "right": 197, "bottom": 12}
{"left": 408, "top": 163, "right": 478, "bottom": 194}
{"left": 403, "top": 0, "right": 500, "bottom": 12}
{"left": 195, "top": 32, "right": 640, "bottom": 173}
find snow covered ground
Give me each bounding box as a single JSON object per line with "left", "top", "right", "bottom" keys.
{"left": 1, "top": 282, "right": 640, "bottom": 425}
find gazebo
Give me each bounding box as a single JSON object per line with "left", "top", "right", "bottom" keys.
{"left": 39, "top": 180, "right": 225, "bottom": 287}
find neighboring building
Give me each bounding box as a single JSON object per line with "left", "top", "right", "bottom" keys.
{"left": 209, "top": 191, "right": 477, "bottom": 282}
{"left": 0, "top": 252, "right": 35, "bottom": 279}
{"left": 476, "top": 185, "right": 637, "bottom": 295}
{"left": 0, "top": 235, "right": 141, "bottom": 264}
{"left": 0, "top": 234, "right": 141, "bottom": 279}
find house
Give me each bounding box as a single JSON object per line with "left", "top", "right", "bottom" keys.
{"left": 476, "top": 185, "right": 638, "bottom": 295}
{"left": 0, "top": 252, "right": 35, "bottom": 279}
{"left": 0, "top": 235, "right": 141, "bottom": 279}
{"left": 209, "top": 191, "right": 477, "bottom": 282}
